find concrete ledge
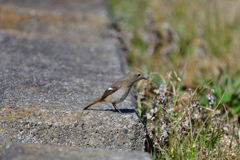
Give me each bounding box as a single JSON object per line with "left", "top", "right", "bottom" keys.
{"left": 0, "top": 0, "right": 145, "bottom": 151}
{"left": 0, "top": 143, "right": 152, "bottom": 160}
{"left": 0, "top": 106, "right": 145, "bottom": 150}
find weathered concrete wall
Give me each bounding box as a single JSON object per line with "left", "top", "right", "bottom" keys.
{"left": 0, "top": 143, "right": 152, "bottom": 160}
{"left": 0, "top": 0, "right": 146, "bottom": 155}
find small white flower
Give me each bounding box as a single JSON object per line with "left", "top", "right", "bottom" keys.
{"left": 194, "top": 114, "right": 199, "bottom": 119}
{"left": 150, "top": 109, "right": 154, "bottom": 114}
{"left": 146, "top": 113, "right": 152, "bottom": 119}
{"left": 216, "top": 110, "right": 221, "bottom": 114}
{"left": 223, "top": 126, "right": 229, "bottom": 132}
{"left": 206, "top": 94, "right": 215, "bottom": 106}
{"left": 153, "top": 89, "right": 160, "bottom": 94}
{"left": 211, "top": 88, "right": 215, "bottom": 93}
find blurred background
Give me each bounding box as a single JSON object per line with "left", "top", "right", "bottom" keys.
{"left": 108, "top": 0, "right": 240, "bottom": 118}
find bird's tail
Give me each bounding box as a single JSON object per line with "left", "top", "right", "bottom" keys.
{"left": 83, "top": 97, "right": 102, "bottom": 110}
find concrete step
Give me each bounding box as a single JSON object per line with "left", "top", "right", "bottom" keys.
{"left": 0, "top": 143, "right": 152, "bottom": 160}
{"left": 0, "top": 0, "right": 146, "bottom": 153}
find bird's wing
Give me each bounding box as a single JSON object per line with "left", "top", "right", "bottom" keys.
{"left": 101, "top": 81, "right": 122, "bottom": 100}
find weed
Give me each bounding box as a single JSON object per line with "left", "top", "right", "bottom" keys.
{"left": 137, "top": 72, "right": 239, "bottom": 159}
{"left": 108, "top": 0, "right": 240, "bottom": 158}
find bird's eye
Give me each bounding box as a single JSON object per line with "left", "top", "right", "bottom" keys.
{"left": 137, "top": 73, "right": 141, "bottom": 77}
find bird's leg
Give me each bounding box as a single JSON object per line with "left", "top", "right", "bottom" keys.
{"left": 112, "top": 103, "right": 121, "bottom": 113}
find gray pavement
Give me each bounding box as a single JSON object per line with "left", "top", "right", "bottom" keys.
{"left": 0, "top": 0, "right": 148, "bottom": 159}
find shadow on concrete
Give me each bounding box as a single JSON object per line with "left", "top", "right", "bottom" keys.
{"left": 84, "top": 108, "right": 136, "bottom": 113}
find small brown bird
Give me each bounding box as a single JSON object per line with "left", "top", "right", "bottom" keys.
{"left": 83, "top": 71, "right": 147, "bottom": 113}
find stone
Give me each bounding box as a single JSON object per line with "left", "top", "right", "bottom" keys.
{"left": 0, "top": 143, "right": 153, "bottom": 160}
{"left": 0, "top": 0, "right": 145, "bottom": 151}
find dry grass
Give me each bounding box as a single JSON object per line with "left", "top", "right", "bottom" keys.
{"left": 108, "top": 0, "right": 240, "bottom": 158}
{"left": 109, "top": 0, "right": 240, "bottom": 79}
{"left": 136, "top": 72, "right": 239, "bottom": 159}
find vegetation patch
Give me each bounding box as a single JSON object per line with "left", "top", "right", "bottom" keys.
{"left": 108, "top": 0, "right": 240, "bottom": 158}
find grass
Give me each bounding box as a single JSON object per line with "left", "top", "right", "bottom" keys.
{"left": 138, "top": 72, "right": 239, "bottom": 159}
{"left": 108, "top": 0, "right": 240, "bottom": 82}
{"left": 108, "top": 0, "right": 240, "bottom": 159}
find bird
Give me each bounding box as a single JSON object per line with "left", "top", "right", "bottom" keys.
{"left": 83, "top": 71, "right": 147, "bottom": 113}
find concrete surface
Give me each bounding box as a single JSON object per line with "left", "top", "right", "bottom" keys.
{"left": 0, "top": 143, "right": 152, "bottom": 160}
{"left": 0, "top": 0, "right": 146, "bottom": 154}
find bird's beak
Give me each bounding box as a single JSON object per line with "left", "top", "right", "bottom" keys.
{"left": 142, "top": 75, "right": 148, "bottom": 80}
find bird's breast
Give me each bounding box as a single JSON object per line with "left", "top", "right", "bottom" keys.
{"left": 105, "top": 87, "right": 130, "bottom": 103}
